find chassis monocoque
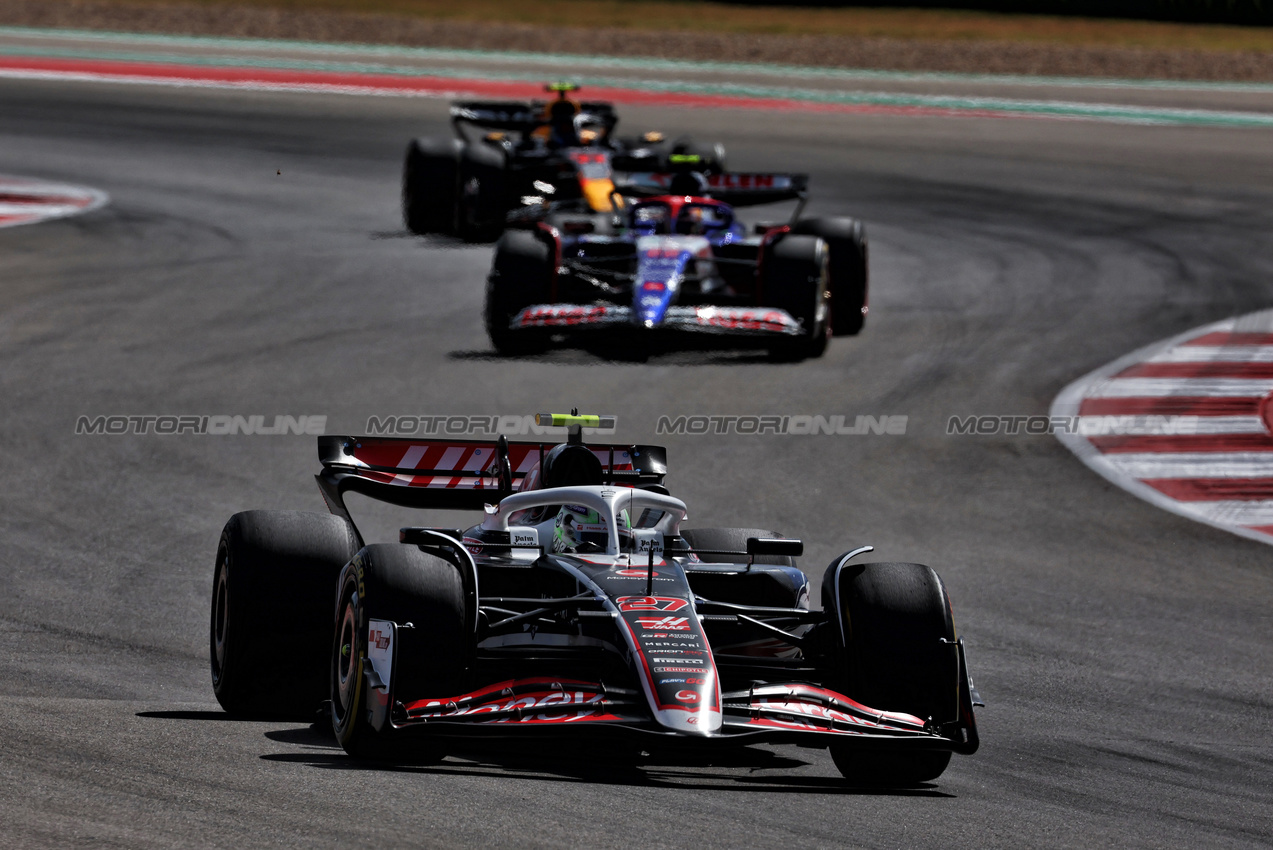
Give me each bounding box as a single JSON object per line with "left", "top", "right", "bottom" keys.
{"left": 210, "top": 416, "right": 980, "bottom": 786}
{"left": 485, "top": 171, "right": 869, "bottom": 360}
{"left": 402, "top": 85, "right": 725, "bottom": 242}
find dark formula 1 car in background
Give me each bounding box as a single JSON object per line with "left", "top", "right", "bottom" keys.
{"left": 402, "top": 83, "right": 726, "bottom": 241}
{"left": 210, "top": 414, "right": 980, "bottom": 786}
{"left": 485, "top": 169, "right": 869, "bottom": 360}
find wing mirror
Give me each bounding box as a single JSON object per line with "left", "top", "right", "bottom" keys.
{"left": 746, "top": 537, "right": 803, "bottom": 557}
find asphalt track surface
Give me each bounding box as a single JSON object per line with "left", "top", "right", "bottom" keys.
{"left": 2, "top": 67, "right": 1272, "bottom": 849}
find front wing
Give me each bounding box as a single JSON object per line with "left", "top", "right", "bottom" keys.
{"left": 387, "top": 677, "right": 953, "bottom": 750}
{"left": 511, "top": 304, "right": 804, "bottom": 337}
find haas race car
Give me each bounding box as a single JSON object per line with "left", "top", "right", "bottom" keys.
{"left": 486, "top": 168, "right": 868, "bottom": 360}
{"left": 210, "top": 414, "right": 981, "bottom": 786}
{"left": 403, "top": 83, "right": 726, "bottom": 241}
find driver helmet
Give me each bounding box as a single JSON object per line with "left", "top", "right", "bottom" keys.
{"left": 547, "top": 98, "right": 581, "bottom": 147}
{"left": 552, "top": 504, "right": 631, "bottom": 553}
{"left": 575, "top": 113, "right": 605, "bottom": 146}
{"left": 668, "top": 171, "right": 708, "bottom": 197}
{"left": 677, "top": 205, "right": 709, "bottom": 235}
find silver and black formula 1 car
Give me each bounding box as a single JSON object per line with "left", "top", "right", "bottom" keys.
{"left": 210, "top": 414, "right": 980, "bottom": 786}
{"left": 402, "top": 83, "right": 725, "bottom": 242}
{"left": 485, "top": 169, "right": 868, "bottom": 360}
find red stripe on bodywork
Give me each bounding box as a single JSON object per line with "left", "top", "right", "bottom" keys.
{"left": 1143, "top": 478, "right": 1273, "bottom": 501}
{"left": 403, "top": 677, "right": 601, "bottom": 712}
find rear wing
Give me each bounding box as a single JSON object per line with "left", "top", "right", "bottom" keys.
{"left": 450, "top": 100, "right": 619, "bottom": 134}
{"left": 315, "top": 434, "right": 668, "bottom": 521}
{"left": 616, "top": 172, "right": 809, "bottom": 207}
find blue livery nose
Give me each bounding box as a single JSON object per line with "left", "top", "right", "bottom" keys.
{"left": 637, "top": 277, "right": 676, "bottom": 327}
{"left": 634, "top": 239, "right": 696, "bottom": 327}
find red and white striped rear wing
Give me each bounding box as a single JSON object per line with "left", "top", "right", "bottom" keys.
{"left": 314, "top": 435, "right": 668, "bottom": 518}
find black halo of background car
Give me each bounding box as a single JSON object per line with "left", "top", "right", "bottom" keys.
{"left": 209, "top": 417, "right": 980, "bottom": 786}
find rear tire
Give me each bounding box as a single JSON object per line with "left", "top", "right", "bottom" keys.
{"left": 761, "top": 234, "right": 831, "bottom": 361}
{"left": 210, "top": 510, "right": 359, "bottom": 719}
{"left": 793, "top": 217, "right": 868, "bottom": 336}
{"left": 402, "top": 137, "right": 461, "bottom": 235}
{"left": 821, "top": 561, "right": 960, "bottom": 786}
{"left": 331, "top": 544, "right": 468, "bottom": 760}
{"left": 680, "top": 527, "right": 808, "bottom": 609}
{"left": 680, "top": 527, "right": 794, "bottom": 568}
{"left": 457, "top": 142, "right": 508, "bottom": 242}
{"left": 485, "top": 229, "right": 554, "bottom": 355}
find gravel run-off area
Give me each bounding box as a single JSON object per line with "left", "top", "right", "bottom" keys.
{"left": 4, "top": 0, "right": 1273, "bottom": 81}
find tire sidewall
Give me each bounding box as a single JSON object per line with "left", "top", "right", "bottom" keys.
{"left": 331, "top": 563, "right": 368, "bottom": 751}
{"left": 458, "top": 143, "right": 508, "bottom": 241}
{"left": 209, "top": 510, "right": 358, "bottom": 718}
{"left": 761, "top": 233, "right": 830, "bottom": 360}
{"left": 403, "top": 138, "right": 460, "bottom": 235}
{"left": 486, "top": 229, "right": 554, "bottom": 354}
{"left": 793, "top": 217, "right": 868, "bottom": 336}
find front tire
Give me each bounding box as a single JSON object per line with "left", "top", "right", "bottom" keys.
{"left": 331, "top": 544, "right": 468, "bottom": 759}
{"left": 761, "top": 234, "right": 831, "bottom": 361}
{"left": 485, "top": 229, "right": 554, "bottom": 355}
{"left": 821, "top": 561, "right": 960, "bottom": 786}
{"left": 210, "top": 510, "right": 359, "bottom": 719}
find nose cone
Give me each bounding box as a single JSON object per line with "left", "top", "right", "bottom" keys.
{"left": 637, "top": 283, "right": 671, "bottom": 327}
{"left": 634, "top": 235, "right": 695, "bottom": 328}
{"left": 656, "top": 705, "right": 723, "bottom": 735}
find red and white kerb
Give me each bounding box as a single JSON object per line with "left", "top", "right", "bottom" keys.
{"left": 1053, "top": 308, "right": 1273, "bottom": 545}
{"left": 0, "top": 176, "right": 107, "bottom": 229}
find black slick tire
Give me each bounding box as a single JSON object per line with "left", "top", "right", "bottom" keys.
{"left": 331, "top": 544, "right": 467, "bottom": 760}
{"left": 680, "top": 527, "right": 795, "bottom": 567}
{"left": 793, "top": 217, "right": 868, "bottom": 336}
{"left": 485, "top": 229, "right": 554, "bottom": 355}
{"left": 402, "top": 137, "right": 461, "bottom": 235}
{"left": 821, "top": 561, "right": 959, "bottom": 786}
{"left": 210, "top": 510, "right": 359, "bottom": 719}
{"left": 761, "top": 234, "right": 831, "bottom": 361}
{"left": 457, "top": 142, "right": 508, "bottom": 242}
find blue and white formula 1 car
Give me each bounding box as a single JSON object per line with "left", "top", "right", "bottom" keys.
{"left": 210, "top": 414, "right": 980, "bottom": 786}
{"left": 485, "top": 169, "right": 869, "bottom": 360}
